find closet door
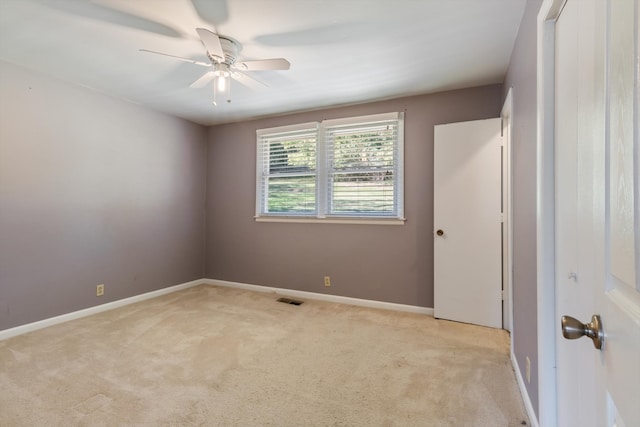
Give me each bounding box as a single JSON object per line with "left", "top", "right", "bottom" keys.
{"left": 434, "top": 118, "right": 502, "bottom": 328}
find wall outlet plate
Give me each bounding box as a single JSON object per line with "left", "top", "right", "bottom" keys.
{"left": 96, "top": 284, "right": 105, "bottom": 297}
{"left": 324, "top": 276, "right": 331, "bottom": 287}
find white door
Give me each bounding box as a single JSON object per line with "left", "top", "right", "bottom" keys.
{"left": 554, "top": 0, "right": 640, "bottom": 426}
{"left": 434, "top": 118, "right": 502, "bottom": 329}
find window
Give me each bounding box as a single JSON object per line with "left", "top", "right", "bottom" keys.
{"left": 256, "top": 112, "right": 404, "bottom": 223}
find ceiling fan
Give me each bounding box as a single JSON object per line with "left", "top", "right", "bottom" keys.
{"left": 141, "top": 28, "right": 291, "bottom": 105}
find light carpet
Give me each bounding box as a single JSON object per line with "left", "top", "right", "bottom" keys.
{"left": 0, "top": 284, "right": 529, "bottom": 426}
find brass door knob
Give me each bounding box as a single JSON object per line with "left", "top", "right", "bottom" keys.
{"left": 561, "top": 314, "right": 604, "bottom": 350}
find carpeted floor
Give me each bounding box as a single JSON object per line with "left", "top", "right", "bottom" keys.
{"left": 0, "top": 285, "right": 529, "bottom": 426}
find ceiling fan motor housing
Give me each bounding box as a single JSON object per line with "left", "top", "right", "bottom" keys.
{"left": 208, "top": 37, "right": 239, "bottom": 65}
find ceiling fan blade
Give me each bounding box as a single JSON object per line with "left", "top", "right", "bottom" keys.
{"left": 139, "top": 49, "right": 210, "bottom": 67}
{"left": 235, "top": 58, "right": 291, "bottom": 71}
{"left": 196, "top": 28, "right": 224, "bottom": 60}
{"left": 191, "top": 0, "right": 228, "bottom": 27}
{"left": 44, "top": 0, "right": 183, "bottom": 38}
{"left": 254, "top": 22, "right": 366, "bottom": 46}
{"left": 190, "top": 72, "right": 215, "bottom": 88}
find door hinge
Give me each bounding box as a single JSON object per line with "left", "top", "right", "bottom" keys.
{"left": 501, "top": 290, "right": 505, "bottom": 301}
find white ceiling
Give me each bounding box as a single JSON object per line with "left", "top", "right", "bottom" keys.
{"left": 0, "top": 0, "right": 526, "bottom": 126}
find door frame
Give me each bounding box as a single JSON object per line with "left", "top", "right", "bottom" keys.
{"left": 501, "top": 89, "right": 514, "bottom": 333}
{"left": 536, "top": 0, "right": 567, "bottom": 426}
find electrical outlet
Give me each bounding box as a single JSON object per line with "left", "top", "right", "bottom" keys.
{"left": 526, "top": 356, "right": 531, "bottom": 384}
{"left": 96, "top": 284, "right": 105, "bottom": 297}
{"left": 324, "top": 276, "right": 331, "bottom": 287}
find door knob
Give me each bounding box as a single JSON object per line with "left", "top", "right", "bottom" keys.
{"left": 561, "top": 314, "right": 604, "bottom": 350}
{"left": 436, "top": 229, "right": 444, "bottom": 236}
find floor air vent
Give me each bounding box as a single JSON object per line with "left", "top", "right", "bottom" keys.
{"left": 277, "top": 297, "right": 304, "bottom": 306}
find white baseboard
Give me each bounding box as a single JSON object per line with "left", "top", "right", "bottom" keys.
{"left": 0, "top": 279, "right": 205, "bottom": 341}
{"left": 1, "top": 278, "right": 433, "bottom": 341}
{"left": 511, "top": 350, "right": 540, "bottom": 427}
{"left": 205, "top": 279, "right": 434, "bottom": 316}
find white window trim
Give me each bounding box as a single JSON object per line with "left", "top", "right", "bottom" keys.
{"left": 256, "top": 121, "right": 318, "bottom": 137}
{"left": 255, "top": 122, "right": 319, "bottom": 217}
{"left": 254, "top": 216, "right": 406, "bottom": 225}
{"left": 256, "top": 112, "right": 405, "bottom": 224}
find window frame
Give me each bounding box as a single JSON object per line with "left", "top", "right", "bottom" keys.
{"left": 255, "top": 112, "right": 405, "bottom": 225}
{"left": 256, "top": 122, "right": 319, "bottom": 217}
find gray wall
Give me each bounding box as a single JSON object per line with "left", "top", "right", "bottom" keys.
{"left": 503, "top": 0, "right": 543, "bottom": 417}
{"left": 0, "top": 61, "right": 207, "bottom": 330}
{"left": 206, "top": 85, "right": 503, "bottom": 307}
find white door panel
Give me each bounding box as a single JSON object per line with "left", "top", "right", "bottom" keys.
{"left": 602, "top": 0, "right": 640, "bottom": 422}
{"left": 434, "top": 118, "right": 502, "bottom": 329}
{"left": 554, "top": 0, "right": 640, "bottom": 425}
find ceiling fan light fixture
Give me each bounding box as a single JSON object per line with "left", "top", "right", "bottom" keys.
{"left": 213, "top": 62, "right": 231, "bottom": 77}
{"left": 216, "top": 74, "right": 227, "bottom": 91}
{"left": 213, "top": 63, "right": 231, "bottom": 106}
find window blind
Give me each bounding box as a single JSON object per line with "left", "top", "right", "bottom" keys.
{"left": 257, "top": 126, "right": 318, "bottom": 215}
{"left": 256, "top": 112, "right": 404, "bottom": 220}
{"left": 325, "top": 117, "right": 400, "bottom": 216}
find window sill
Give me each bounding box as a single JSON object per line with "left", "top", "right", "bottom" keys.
{"left": 254, "top": 216, "right": 406, "bottom": 225}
